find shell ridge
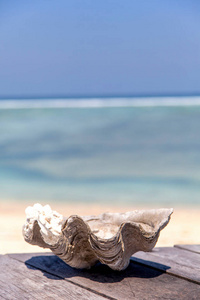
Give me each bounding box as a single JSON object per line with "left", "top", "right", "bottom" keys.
{"left": 22, "top": 204, "right": 173, "bottom": 271}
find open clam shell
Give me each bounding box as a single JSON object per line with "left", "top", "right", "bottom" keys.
{"left": 23, "top": 204, "right": 173, "bottom": 271}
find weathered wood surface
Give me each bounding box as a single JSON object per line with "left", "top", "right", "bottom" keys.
{"left": 7, "top": 247, "right": 200, "bottom": 300}
{"left": 174, "top": 244, "right": 200, "bottom": 254}
{"left": 0, "top": 255, "right": 107, "bottom": 300}
{"left": 132, "top": 245, "right": 200, "bottom": 284}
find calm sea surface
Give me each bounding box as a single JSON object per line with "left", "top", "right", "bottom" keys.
{"left": 1, "top": 97, "right": 200, "bottom": 207}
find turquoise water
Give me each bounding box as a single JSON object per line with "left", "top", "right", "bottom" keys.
{"left": 1, "top": 98, "right": 200, "bottom": 207}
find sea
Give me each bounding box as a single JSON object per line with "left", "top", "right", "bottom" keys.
{"left": 1, "top": 96, "right": 200, "bottom": 208}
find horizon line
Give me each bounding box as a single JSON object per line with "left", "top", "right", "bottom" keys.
{"left": 1, "top": 92, "right": 200, "bottom": 101}
{"left": 1, "top": 96, "right": 200, "bottom": 109}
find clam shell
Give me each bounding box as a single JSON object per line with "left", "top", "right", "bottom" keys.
{"left": 23, "top": 204, "right": 173, "bottom": 271}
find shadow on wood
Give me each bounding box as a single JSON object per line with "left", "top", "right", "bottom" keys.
{"left": 5, "top": 245, "right": 200, "bottom": 300}
{"left": 24, "top": 254, "right": 170, "bottom": 283}
{"left": 6, "top": 251, "right": 200, "bottom": 300}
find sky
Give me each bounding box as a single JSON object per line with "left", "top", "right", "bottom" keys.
{"left": 0, "top": 0, "right": 200, "bottom": 98}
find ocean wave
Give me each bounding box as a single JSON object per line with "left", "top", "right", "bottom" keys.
{"left": 0, "top": 96, "right": 200, "bottom": 109}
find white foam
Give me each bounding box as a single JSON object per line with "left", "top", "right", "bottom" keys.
{"left": 0, "top": 96, "right": 200, "bottom": 109}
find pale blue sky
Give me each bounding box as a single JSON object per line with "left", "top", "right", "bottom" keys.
{"left": 0, "top": 0, "right": 200, "bottom": 98}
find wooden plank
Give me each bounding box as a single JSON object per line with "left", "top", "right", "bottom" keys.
{"left": 174, "top": 244, "right": 200, "bottom": 254}
{"left": 0, "top": 255, "right": 107, "bottom": 300}
{"left": 132, "top": 247, "right": 200, "bottom": 284}
{"left": 9, "top": 252, "right": 200, "bottom": 300}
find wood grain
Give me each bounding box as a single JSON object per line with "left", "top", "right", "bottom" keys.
{"left": 132, "top": 246, "right": 200, "bottom": 284}
{"left": 174, "top": 244, "right": 200, "bottom": 254}
{"left": 0, "top": 255, "right": 108, "bottom": 300}
{"left": 9, "top": 251, "right": 200, "bottom": 300}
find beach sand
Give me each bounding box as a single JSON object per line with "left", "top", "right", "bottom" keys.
{"left": 0, "top": 201, "right": 200, "bottom": 254}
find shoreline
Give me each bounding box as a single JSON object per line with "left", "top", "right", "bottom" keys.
{"left": 1, "top": 201, "right": 200, "bottom": 254}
